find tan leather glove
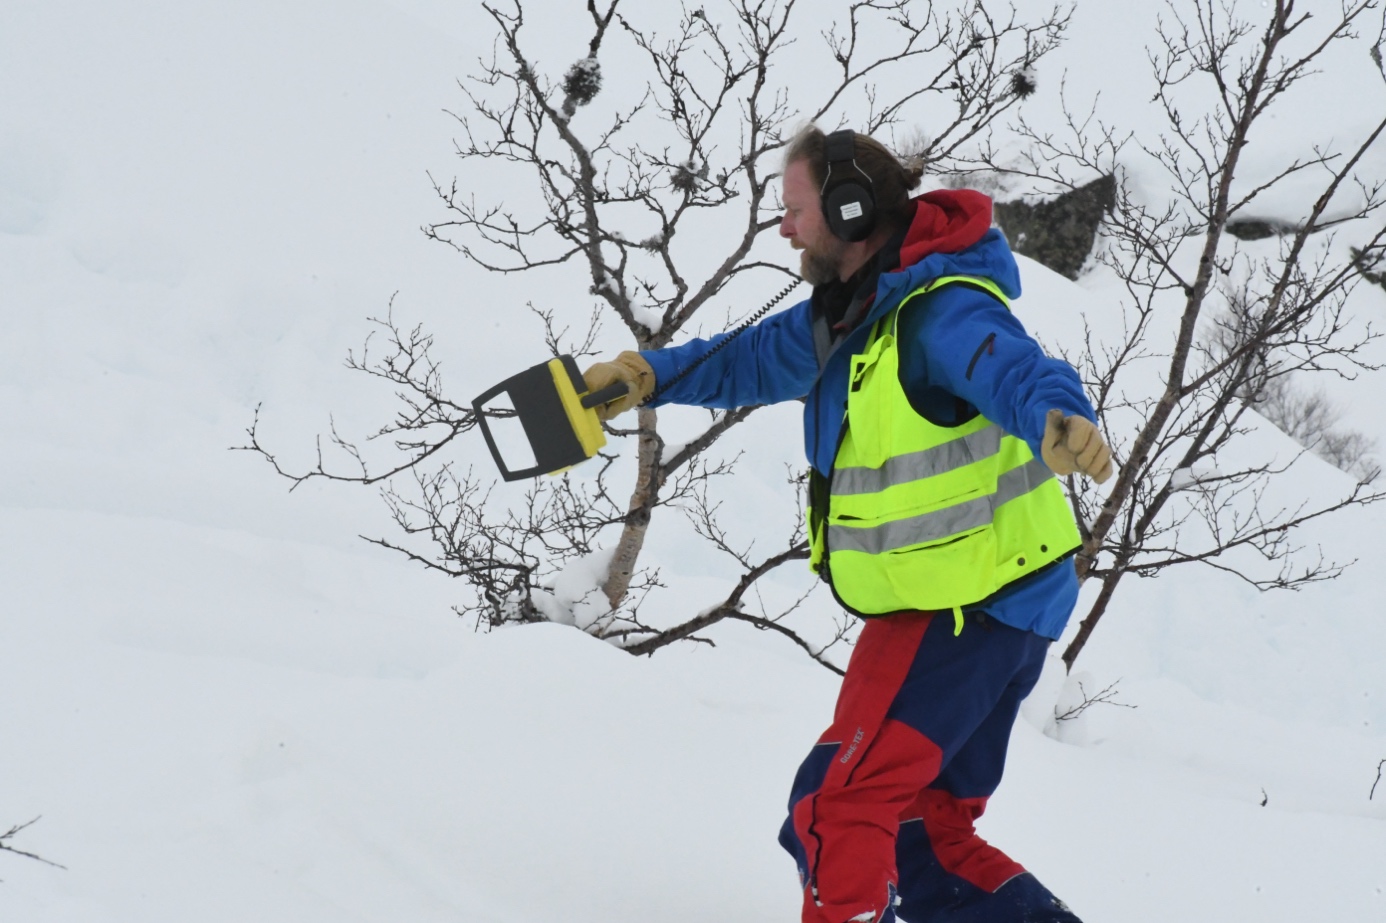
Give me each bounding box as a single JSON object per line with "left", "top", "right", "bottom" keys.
{"left": 1042, "top": 409, "right": 1113, "bottom": 483}
{"left": 582, "top": 351, "right": 656, "bottom": 421}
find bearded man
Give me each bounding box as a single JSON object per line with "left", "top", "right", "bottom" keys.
{"left": 584, "top": 126, "right": 1110, "bottom": 923}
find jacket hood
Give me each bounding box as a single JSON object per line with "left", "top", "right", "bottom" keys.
{"left": 860, "top": 190, "right": 1021, "bottom": 326}
{"left": 894, "top": 188, "right": 995, "bottom": 270}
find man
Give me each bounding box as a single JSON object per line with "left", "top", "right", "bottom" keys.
{"left": 584, "top": 126, "right": 1111, "bottom": 923}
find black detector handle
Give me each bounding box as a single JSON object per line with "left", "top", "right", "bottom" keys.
{"left": 580, "top": 381, "right": 629, "bottom": 409}
{"left": 471, "top": 377, "right": 543, "bottom": 482}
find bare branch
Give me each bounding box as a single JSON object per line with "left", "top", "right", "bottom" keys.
{"left": 1054, "top": 679, "right": 1137, "bottom": 722}
{"left": 0, "top": 818, "right": 66, "bottom": 875}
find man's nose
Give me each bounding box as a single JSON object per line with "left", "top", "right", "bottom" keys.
{"left": 779, "top": 213, "right": 794, "bottom": 238}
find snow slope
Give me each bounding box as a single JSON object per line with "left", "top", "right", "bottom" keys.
{"left": 2, "top": 2, "right": 1384, "bottom": 921}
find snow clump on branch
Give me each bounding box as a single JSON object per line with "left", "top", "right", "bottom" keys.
{"left": 562, "top": 56, "right": 602, "bottom": 117}
{"left": 1011, "top": 66, "right": 1037, "bottom": 98}
{"left": 671, "top": 159, "right": 708, "bottom": 194}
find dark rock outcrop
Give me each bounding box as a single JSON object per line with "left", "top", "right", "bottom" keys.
{"left": 993, "top": 174, "right": 1115, "bottom": 280}
{"left": 1353, "top": 243, "right": 1386, "bottom": 295}
{"left": 1225, "top": 218, "right": 1301, "bottom": 241}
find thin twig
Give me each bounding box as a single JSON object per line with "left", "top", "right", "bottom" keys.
{"left": 0, "top": 818, "right": 66, "bottom": 875}
{"left": 1053, "top": 680, "right": 1137, "bottom": 722}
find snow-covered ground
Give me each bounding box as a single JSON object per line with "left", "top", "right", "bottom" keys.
{"left": 3, "top": 2, "right": 1385, "bottom": 921}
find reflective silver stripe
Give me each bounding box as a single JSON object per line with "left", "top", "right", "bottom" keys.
{"left": 827, "top": 456, "right": 1056, "bottom": 555}
{"left": 995, "top": 456, "right": 1054, "bottom": 506}
{"left": 828, "top": 494, "right": 993, "bottom": 555}
{"left": 832, "top": 425, "right": 1004, "bottom": 496}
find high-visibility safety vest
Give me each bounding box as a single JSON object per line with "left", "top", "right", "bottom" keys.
{"left": 808, "top": 275, "right": 1082, "bottom": 627}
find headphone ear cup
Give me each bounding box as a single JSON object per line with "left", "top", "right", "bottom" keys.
{"left": 823, "top": 180, "right": 876, "bottom": 242}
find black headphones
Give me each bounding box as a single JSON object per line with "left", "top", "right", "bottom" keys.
{"left": 820, "top": 129, "right": 877, "bottom": 242}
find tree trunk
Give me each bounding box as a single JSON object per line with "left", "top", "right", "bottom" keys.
{"left": 601, "top": 405, "right": 660, "bottom": 609}
{"left": 1062, "top": 567, "right": 1123, "bottom": 671}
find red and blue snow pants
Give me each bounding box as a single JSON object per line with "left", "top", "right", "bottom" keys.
{"left": 778, "top": 611, "right": 1081, "bottom": 923}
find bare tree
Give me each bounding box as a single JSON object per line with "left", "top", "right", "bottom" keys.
{"left": 1250, "top": 373, "right": 1379, "bottom": 481}
{"left": 243, "top": 0, "right": 1070, "bottom": 665}
{"left": 974, "top": 0, "right": 1386, "bottom": 669}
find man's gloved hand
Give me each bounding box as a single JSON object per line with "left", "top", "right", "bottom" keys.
{"left": 582, "top": 351, "right": 656, "bottom": 421}
{"left": 1042, "top": 409, "right": 1113, "bottom": 483}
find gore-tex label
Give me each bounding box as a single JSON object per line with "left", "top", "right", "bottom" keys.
{"left": 840, "top": 202, "right": 864, "bottom": 220}
{"left": 839, "top": 726, "right": 865, "bottom": 763}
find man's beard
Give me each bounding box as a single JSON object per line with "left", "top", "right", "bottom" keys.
{"left": 799, "top": 238, "right": 848, "bottom": 286}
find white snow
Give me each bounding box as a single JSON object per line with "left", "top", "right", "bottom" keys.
{"left": 629, "top": 302, "right": 666, "bottom": 335}
{"left": 2, "top": 2, "right": 1385, "bottom": 922}
{"left": 1169, "top": 463, "right": 1223, "bottom": 491}
{"left": 532, "top": 546, "right": 617, "bottom": 631}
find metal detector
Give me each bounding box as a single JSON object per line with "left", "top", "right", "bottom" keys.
{"left": 471, "top": 355, "right": 627, "bottom": 481}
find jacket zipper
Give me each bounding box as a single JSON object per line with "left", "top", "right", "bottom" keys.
{"left": 965, "top": 332, "right": 996, "bottom": 380}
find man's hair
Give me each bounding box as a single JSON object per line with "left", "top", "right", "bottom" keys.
{"left": 783, "top": 126, "right": 925, "bottom": 232}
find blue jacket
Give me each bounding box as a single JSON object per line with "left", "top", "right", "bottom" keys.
{"left": 641, "top": 192, "right": 1094, "bottom": 639}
